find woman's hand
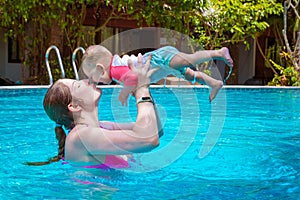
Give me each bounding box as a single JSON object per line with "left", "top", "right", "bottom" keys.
{"left": 128, "top": 54, "right": 156, "bottom": 90}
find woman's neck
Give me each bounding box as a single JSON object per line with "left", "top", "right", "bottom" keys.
{"left": 75, "top": 119, "right": 98, "bottom": 127}
{"left": 74, "top": 110, "right": 99, "bottom": 127}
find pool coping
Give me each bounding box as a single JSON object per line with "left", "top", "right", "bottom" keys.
{"left": 1, "top": 85, "right": 300, "bottom": 90}
{"left": 0, "top": 85, "right": 300, "bottom": 90}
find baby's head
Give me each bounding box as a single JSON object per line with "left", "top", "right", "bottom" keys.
{"left": 81, "top": 45, "right": 113, "bottom": 84}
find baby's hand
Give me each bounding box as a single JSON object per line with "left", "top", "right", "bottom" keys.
{"left": 118, "top": 86, "right": 135, "bottom": 106}
{"left": 118, "top": 90, "right": 130, "bottom": 106}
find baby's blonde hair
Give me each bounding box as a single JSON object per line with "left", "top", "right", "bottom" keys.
{"left": 81, "top": 45, "right": 113, "bottom": 74}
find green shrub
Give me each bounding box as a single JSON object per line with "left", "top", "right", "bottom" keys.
{"left": 268, "top": 52, "right": 300, "bottom": 86}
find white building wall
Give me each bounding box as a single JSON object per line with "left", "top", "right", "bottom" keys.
{"left": 5, "top": 63, "right": 23, "bottom": 83}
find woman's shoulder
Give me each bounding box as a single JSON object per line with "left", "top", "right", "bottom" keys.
{"left": 69, "top": 125, "right": 114, "bottom": 143}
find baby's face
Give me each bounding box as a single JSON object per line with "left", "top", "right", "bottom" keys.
{"left": 95, "top": 72, "right": 112, "bottom": 84}
{"left": 83, "top": 65, "right": 112, "bottom": 85}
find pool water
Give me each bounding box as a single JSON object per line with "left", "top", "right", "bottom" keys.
{"left": 0, "top": 86, "right": 299, "bottom": 199}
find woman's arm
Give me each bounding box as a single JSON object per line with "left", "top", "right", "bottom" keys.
{"left": 77, "top": 54, "right": 160, "bottom": 155}
{"left": 99, "top": 101, "right": 163, "bottom": 137}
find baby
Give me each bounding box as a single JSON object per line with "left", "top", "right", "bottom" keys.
{"left": 81, "top": 45, "right": 233, "bottom": 105}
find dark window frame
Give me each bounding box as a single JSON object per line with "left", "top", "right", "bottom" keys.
{"left": 8, "top": 37, "right": 21, "bottom": 63}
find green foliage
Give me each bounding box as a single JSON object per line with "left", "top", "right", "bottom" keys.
{"left": 192, "top": 0, "right": 283, "bottom": 48}
{"left": 119, "top": 0, "right": 283, "bottom": 49}
{"left": 0, "top": 0, "right": 285, "bottom": 83}
{"left": 0, "top": 0, "right": 98, "bottom": 84}
{"left": 268, "top": 52, "right": 300, "bottom": 86}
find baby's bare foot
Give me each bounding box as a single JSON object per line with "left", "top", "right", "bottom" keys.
{"left": 209, "top": 80, "right": 223, "bottom": 102}
{"left": 220, "top": 47, "right": 233, "bottom": 67}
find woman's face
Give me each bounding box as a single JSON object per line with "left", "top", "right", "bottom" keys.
{"left": 60, "top": 79, "right": 101, "bottom": 105}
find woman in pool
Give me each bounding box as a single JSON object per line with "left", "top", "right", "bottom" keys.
{"left": 28, "top": 55, "right": 162, "bottom": 169}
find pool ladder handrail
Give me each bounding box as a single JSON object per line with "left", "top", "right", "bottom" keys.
{"left": 207, "top": 61, "right": 233, "bottom": 84}
{"left": 161, "top": 63, "right": 233, "bottom": 87}
{"left": 45, "top": 45, "right": 65, "bottom": 85}
{"left": 224, "top": 65, "right": 233, "bottom": 84}
{"left": 45, "top": 46, "right": 86, "bottom": 85}
{"left": 72, "top": 47, "right": 86, "bottom": 80}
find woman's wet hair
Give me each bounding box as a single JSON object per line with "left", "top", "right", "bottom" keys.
{"left": 24, "top": 81, "right": 74, "bottom": 166}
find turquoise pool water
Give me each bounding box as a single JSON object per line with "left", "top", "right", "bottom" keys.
{"left": 0, "top": 86, "right": 299, "bottom": 199}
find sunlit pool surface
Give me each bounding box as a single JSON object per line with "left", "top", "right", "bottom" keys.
{"left": 0, "top": 86, "right": 299, "bottom": 199}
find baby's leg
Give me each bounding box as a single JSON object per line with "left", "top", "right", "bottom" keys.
{"left": 170, "top": 47, "right": 233, "bottom": 69}
{"left": 184, "top": 68, "right": 223, "bottom": 102}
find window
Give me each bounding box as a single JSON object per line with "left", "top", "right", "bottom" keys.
{"left": 8, "top": 36, "right": 21, "bottom": 63}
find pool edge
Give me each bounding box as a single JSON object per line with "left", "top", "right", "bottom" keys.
{"left": 0, "top": 85, "right": 300, "bottom": 90}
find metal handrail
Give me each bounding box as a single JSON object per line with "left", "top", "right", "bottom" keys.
{"left": 72, "top": 47, "right": 85, "bottom": 80}
{"left": 45, "top": 45, "right": 65, "bottom": 85}
{"left": 224, "top": 65, "right": 233, "bottom": 84}
{"left": 206, "top": 60, "right": 233, "bottom": 84}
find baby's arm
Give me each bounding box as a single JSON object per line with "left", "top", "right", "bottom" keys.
{"left": 110, "top": 63, "right": 138, "bottom": 106}
{"left": 119, "top": 86, "right": 135, "bottom": 106}
{"left": 119, "top": 70, "right": 138, "bottom": 106}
